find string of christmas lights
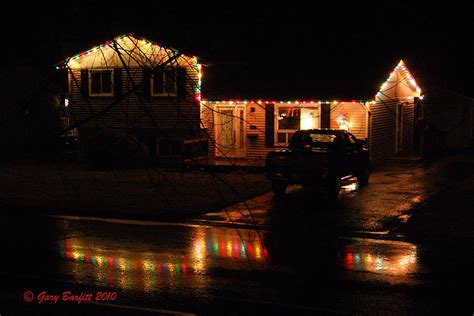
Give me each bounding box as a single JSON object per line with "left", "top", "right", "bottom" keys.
{"left": 55, "top": 34, "right": 195, "bottom": 69}
{"left": 202, "top": 100, "right": 373, "bottom": 105}
{"left": 378, "top": 60, "right": 421, "bottom": 94}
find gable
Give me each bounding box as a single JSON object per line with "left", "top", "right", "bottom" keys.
{"left": 59, "top": 34, "right": 198, "bottom": 70}
{"left": 376, "top": 60, "right": 421, "bottom": 101}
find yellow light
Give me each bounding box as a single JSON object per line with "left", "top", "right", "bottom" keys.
{"left": 254, "top": 242, "right": 262, "bottom": 260}
{"left": 142, "top": 260, "right": 154, "bottom": 271}
{"left": 96, "top": 255, "right": 104, "bottom": 266}
{"left": 118, "top": 258, "right": 128, "bottom": 271}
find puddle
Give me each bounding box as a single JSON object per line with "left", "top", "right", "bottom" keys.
{"left": 337, "top": 238, "right": 419, "bottom": 275}
{"left": 56, "top": 224, "right": 270, "bottom": 293}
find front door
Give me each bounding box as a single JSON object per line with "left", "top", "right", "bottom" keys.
{"left": 215, "top": 105, "right": 246, "bottom": 157}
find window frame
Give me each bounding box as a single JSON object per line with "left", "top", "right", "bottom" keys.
{"left": 88, "top": 69, "right": 114, "bottom": 97}
{"left": 151, "top": 67, "right": 177, "bottom": 97}
{"left": 275, "top": 106, "right": 300, "bottom": 146}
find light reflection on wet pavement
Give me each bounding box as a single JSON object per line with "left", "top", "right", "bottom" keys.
{"left": 337, "top": 238, "right": 419, "bottom": 275}
{"left": 54, "top": 217, "right": 423, "bottom": 295}
{"left": 56, "top": 222, "right": 270, "bottom": 293}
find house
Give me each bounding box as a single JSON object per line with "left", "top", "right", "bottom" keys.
{"left": 56, "top": 34, "right": 207, "bottom": 165}
{"left": 200, "top": 60, "right": 424, "bottom": 165}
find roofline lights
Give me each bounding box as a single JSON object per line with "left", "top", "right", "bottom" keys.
{"left": 378, "top": 60, "right": 421, "bottom": 94}
{"left": 55, "top": 34, "right": 198, "bottom": 69}
{"left": 202, "top": 99, "right": 368, "bottom": 105}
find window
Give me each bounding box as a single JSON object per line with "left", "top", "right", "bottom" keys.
{"left": 278, "top": 108, "right": 300, "bottom": 129}
{"left": 159, "top": 139, "right": 183, "bottom": 156}
{"left": 151, "top": 68, "right": 177, "bottom": 96}
{"left": 289, "top": 131, "right": 338, "bottom": 151}
{"left": 309, "top": 133, "right": 337, "bottom": 143}
{"left": 275, "top": 107, "right": 300, "bottom": 145}
{"left": 89, "top": 70, "right": 113, "bottom": 96}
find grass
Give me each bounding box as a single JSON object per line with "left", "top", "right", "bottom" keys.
{"left": 0, "top": 161, "right": 271, "bottom": 220}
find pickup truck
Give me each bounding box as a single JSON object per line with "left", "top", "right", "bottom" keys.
{"left": 265, "top": 129, "right": 370, "bottom": 198}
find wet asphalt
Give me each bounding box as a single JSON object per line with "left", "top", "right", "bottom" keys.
{"left": 1, "top": 155, "right": 473, "bottom": 314}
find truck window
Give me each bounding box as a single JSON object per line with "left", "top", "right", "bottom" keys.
{"left": 309, "top": 134, "right": 337, "bottom": 143}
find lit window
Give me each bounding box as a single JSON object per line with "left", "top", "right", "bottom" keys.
{"left": 151, "top": 68, "right": 177, "bottom": 96}
{"left": 278, "top": 107, "right": 300, "bottom": 129}
{"left": 275, "top": 106, "right": 320, "bottom": 145}
{"left": 89, "top": 70, "right": 113, "bottom": 96}
{"left": 275, "top": 107, "right": 300, "bottom": 145}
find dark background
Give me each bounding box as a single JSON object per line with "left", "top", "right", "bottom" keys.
{"left": 13, "top": 1, "right": 474, "bottom": 100}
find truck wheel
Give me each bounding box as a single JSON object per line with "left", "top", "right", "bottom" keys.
{"left": 357, "top": 167, "right": 370, "bottom": 186}
{"left": 272, "top": 181, "right": 287, "bottom": 198}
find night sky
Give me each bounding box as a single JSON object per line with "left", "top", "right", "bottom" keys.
{"left": 16, "top": 1, "right": 474, "bottom": 100}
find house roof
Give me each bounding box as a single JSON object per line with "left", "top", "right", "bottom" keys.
{"left": 375, "top": 60, "right": 422, "bottom": 99}
{"left": 56, "top": 34, "right": 199, "bottom": 69}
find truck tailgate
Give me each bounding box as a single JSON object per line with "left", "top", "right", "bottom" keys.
{"left": 265, "top": 150, "right": 328, "bottom": 180}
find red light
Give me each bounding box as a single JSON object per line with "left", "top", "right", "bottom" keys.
{"left": 344, "top": 252, "right": 354, "bottom": 270}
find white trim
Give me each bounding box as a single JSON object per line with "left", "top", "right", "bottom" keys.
{"left": 89, "top": 69, "right": 114, "bottom": 97}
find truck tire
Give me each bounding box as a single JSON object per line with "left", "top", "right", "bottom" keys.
{"left": 357, "top": 167, "right": 370, "bottom": 186}
{"left": 272, "top": 181, "right": 287, "bottom": 198}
